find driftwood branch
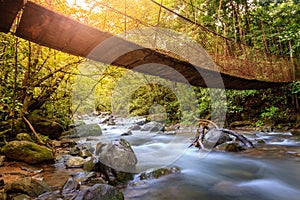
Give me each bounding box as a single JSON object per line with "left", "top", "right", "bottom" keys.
{"left": 23, "top": 116, "right": 45, "bottom": 145}
{"left": 190, "top": 118, "right": 254, "bottom": 150}
{"left": 218, "top": 128, "right": 254, "bottom": 148}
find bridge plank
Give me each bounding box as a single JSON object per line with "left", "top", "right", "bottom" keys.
{"left": 12, "top": 1, "right": 290, "bottom": 89}
{"left": 0, "top": 0, "right": 24, "bottom": 33}
{"left": 16, "top": 1, "right": 112, "bottom": 58}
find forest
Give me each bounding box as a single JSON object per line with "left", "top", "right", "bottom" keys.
{"left": 0, "top": 0, "right": 300, "bottom": 199}
{"left": 1, "top": 0, "right": 299, "bottom": 139}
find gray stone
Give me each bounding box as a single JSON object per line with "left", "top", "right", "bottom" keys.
{"left": 1, "top": 141, "right": 54, "bottom": 164}
{"left": 62, "top": 178, "right": 78, "bottom": 194}
{"left": 95, "top": 139, "right": 137, "bottom": 172}
{"left": 74, "top": 184, "right": 124, "bottom": 200}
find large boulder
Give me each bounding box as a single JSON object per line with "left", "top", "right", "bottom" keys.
{"left": 73, "top": 184, "right": 124, "bottom": 200}
{"left": 1, "top": 141, "right": 54, "bottom": 164}
{"left": 95, "top": 139, "right": 137, "bottom": 172}
{"left": 5, "top": 177, "right": 51, "bottom": 197}
{"left": 28, "top": 115, "right": 64, "bottom": 140}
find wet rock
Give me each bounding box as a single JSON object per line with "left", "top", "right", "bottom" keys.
{"left": 94, "top": 161, "right": 134, "bottom": 185}
{"left": 73, "top": 184, "right": 124, "bottom": 200}
{"left": 5, "top": 177, "right": 51, "bottom": 197}
{"left": 95, "top": 139, "right": 137, "bottom": 172}
{"left": 37, "top": 190, "right": 62, "bottom": 200}
{"left": 129, "top": 124, "right": 141, "bottom": 130}
{"left": 216, "top": 142, "right": 246, "bottom": 152}
{"left": 62, "top": 178, "right": 79, "bottom": 194}
{"left": 1, "top": 141, "right": 54, "bottom": 164}
{"left": 141, "top": 121, "right": 164, "bottom": 132}
{"left": 16, "top": 133, "right": 34, "bottom": 142}
{"left": 69, "top": 143, "right": 95, "bottom": 157}
{"left": 135, "top": 118, "right": 147, "bottom": 126}
{"left": 212, "top": 180, "right": 244, "bottom": 196}
{"left": 121, "top": 130, "right": 132, "bottom": 136}
{"left": 139, "top": 167, "right": 181, "bottom": 180}
{"left": 71, "top": 171, "right": 96, "bottom": 184}
{"left": 66, "top": 156, "right": 86, "bottom": 168}
{"left": 0, "top": 155, "right": 5, "bottom": 167}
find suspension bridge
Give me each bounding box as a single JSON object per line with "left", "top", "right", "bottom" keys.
{"left": 1, "top": 0, "right": 299, "bottom": 89}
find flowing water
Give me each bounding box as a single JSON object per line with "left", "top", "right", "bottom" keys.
{"left": 80, "top": 117, "right": 300, "bottom": 200}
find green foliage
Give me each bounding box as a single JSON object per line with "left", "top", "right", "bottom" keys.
{"left": 0, "top": 32, "right": 82, "bottom": 134}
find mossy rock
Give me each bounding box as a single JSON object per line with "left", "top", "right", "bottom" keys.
{"left": 1, "top": 141, "right": 54, "bottom": 164}
{"left": 5, "top": 177, "right": 51, "bottom": 197}
{"left": 16, "top": 133, "right": 34, "bottom": 142}
{"left": 139, "top": 167, "right": 181, "bottom": 180}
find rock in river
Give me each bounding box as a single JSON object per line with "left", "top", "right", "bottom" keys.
{"left": 73, "top": 184, "right": 124, "bottom": 200}
{"left": 1, "top": 141, "right": 54, "bottom": 164}
{"left": 96, "top": 139, "right": 137, "bottom": 172}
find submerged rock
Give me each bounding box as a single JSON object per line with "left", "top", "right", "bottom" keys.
{"left": 139, "top": 167, "right": 181, "bottom": 180}
{"left": 121, "top": 130, "right": 132, "bottom": 136}
{"left": 1, "top": 141, "right": 54, "bottom": 164}
{"left": 216, "top": 142, "right": 246, "bottom": 152}
{"left": 73, "top": 184, "right": 124, "bottom": 200}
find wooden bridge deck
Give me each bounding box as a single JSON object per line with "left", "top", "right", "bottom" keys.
{"left": 0, "top": 0, "right": 298, "bottom": 89}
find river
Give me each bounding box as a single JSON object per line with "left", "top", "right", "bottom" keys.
{"left": 75, "top": 116, "right": 300, "bottom": 200}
